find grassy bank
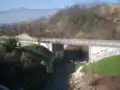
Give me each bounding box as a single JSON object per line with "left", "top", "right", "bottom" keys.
{"left": 81, "top": 55, "right": 120, "bottom": 76}
{"left": 23, "top": 44, "right": 40, "bottom": 52}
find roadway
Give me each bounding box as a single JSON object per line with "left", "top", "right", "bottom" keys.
{"left": 40, "top": 38, "right": 120, "bottom": 47}
{"left": 1, "top": 37, "right": 120, "bottom": 47}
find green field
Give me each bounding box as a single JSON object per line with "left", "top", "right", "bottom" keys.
{"left": 0, "top": 37, "right": 9, "bottom": 41}
{"left": 81, "top": 55, "right": 120, "bottom": 76}
{"left": 0, "top": 43, "right": 40, "bottom": 58}
{"left": 23, "top": 44, "right": 40, "bottom": 52}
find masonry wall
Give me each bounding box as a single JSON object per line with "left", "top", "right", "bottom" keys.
{"left": 89, "top": 46, "right": 120, "bottom": 62}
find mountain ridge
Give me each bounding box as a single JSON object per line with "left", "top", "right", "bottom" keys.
{"left": 0, "top": 8, "right": 59, "bottom": 24}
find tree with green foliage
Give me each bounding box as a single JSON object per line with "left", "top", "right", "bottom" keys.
{"left": 0, "top": 38, "right": 55, "bottom": 90}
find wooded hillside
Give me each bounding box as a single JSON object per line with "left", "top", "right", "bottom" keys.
{"left": 1, "top": 3, "right": 120, "bottom": 40}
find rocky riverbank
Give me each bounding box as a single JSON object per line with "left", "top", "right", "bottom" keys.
{"left": 69, "top": 65, "right": 120, "bottom": 90}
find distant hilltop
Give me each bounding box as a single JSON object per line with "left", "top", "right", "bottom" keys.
{"left": 0, "top": 8, "right": 59, "bottom": 24}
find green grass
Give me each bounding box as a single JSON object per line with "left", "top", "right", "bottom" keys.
{"left": 81, "top": 55, "right": 120, "bottom": 76}
{"left": 0, "top": 37, "right": 8, "bottom": 41}
{"left": 23, "top": 44, "right": 40, "bottom": 52}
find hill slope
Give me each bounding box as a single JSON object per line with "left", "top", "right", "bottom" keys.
{"left": 81, "top": 55, "right": 120, "bottom": 75}
{"left": 0, "top": 8, "right": 58, "bottom": 24}
{"left": 2, "top": 4, "right": 120, "bottom": 39}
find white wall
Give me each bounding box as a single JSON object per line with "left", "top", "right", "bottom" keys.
{"left": 63, "top": 44, "right": 68, "bottom": 49}
{"left": 19, "top": 41, "right": 53, "bottom": 52}
{"left": 89, "top": 46, "right": 120, "bottom": 62}
{"left": 16, "top": 33, "right": 53, "bottom": 51}
{"left": 40, "top": 43, "right": 53, "bottom": 52}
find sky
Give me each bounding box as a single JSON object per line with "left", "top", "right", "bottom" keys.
{"left": 0, "top": 0, "right": 120, "bottom": 11}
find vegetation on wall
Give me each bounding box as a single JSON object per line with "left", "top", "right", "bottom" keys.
{"left": 0, "top": 38, "right": 54, "bottom": 90}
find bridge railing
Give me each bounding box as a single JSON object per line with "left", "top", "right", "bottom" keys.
{"left": 16, "top": 37, "right": 120, "bottom": 47}
{"left": 16, "top": 38, "right": 120, "bottom": 62}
